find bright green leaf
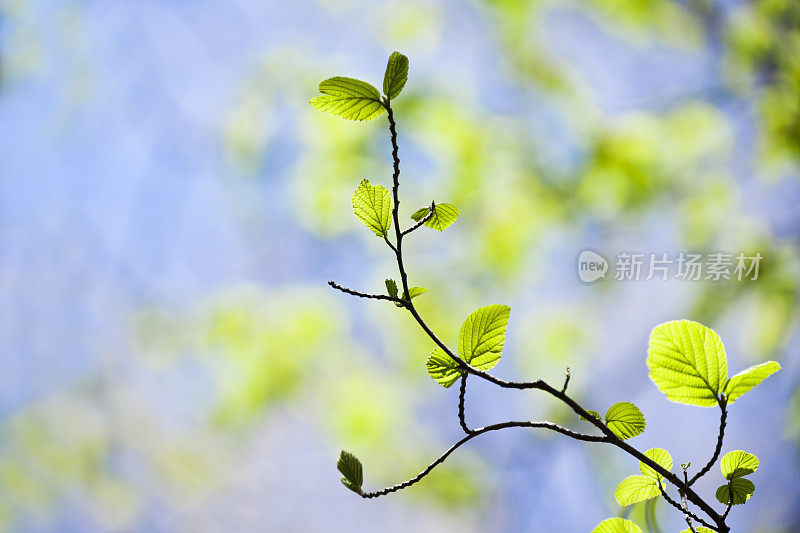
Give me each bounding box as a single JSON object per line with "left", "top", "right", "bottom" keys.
{"left": 639, "top": 448, "right": 672, "bottom": 481}
{"left": 605, "top": 402, "right": 646, "bottom": 440}
{"left": 715, "top": 478, "right": 755, "bottom": 505}
{"left": 310, "top": 77, "right": 386, "bottom": 121}
{"left": 410, "top": 203, "right": 459, "bottom": 231}
{"left": 724, "top": 361, "right": 781, "bottom": 403}
{"left": 647, "top": 320, "right": 728, "bottom": 407}
{"left": 383, "top": 52, "right": 409, "bottom": 100}
{"left": 337, "top": 450, "right": 363, "bottom": 494}
{"left": 580, "top": 410, "right": 602, "bottom": 422}
{"left": 458, "top": 304, "right": 511, "bottom": 371}
{"left": 592, "top": 517, "right": 643, "bottom": 533}
{"left": 426, "top": 347, "right": 462, "bottom": 388}
{"left": 681, "top": 528, "right": 715, "bottom": 533}
{"left": 385, "top": 279, "right": 398, "bottom": 298}
{"left": 406, "top": 287, "right": 429, "bottom": 300}
{"left": 720, "top": 450, "right": 759, "bottom": 480}
{"left": 614, "top": 475, "right": 660, "bottom": 506}
{"left": 352, "top": 179, "right": 392, "bottom": 237}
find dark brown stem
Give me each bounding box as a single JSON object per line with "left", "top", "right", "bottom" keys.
{"left": 458, "top": 374, "right": 472, "bottom": 434}
{"left": 328, "top": 280, "right": 405, "bottom": 305}
{"left": 688, "top": 399, "right": 728, "bottom": 486}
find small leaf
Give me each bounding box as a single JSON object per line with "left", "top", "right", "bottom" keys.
{"left": 310, "top": 77, "right": 385, "bottom": 121}
{"left": 352, "top": 179, "right": 392, "bottom": 237}
{"left": 591, "top": 518, "right": 643, "bottom": 533}
{"left": 458, "top": 304, "right": 511, "bottom": 371}
{"left": 410, "top": 203, "right": 459, "bottom": 231}
{"left": 337, "top": 450, "right": 363, "bottom": 494}
{"left": 720, "top": 450, "right": 759, "bottom": 480}
{"left": 385, "top": 279, "right": 398, "bottom": 298}
{"left": 426, "top": 347, "right": 462, "bottom": 388}
{"left": 406, "top": 287, "right": 429, "bottom": 300}
{"left": 605, "top": 402, "right": 646, "bottom": 440}
{"left": 647, "top": 320, "right": 728, "bottom": 407}
{"left": 639, "top": 448, "right": 672, "bottom": 481}
{"left": 614, "top": 475, "right": 660, "bottom": 506}
{"left": 383, "top": 52, "right": 409, "bottom": 100}
{"left": 715, "top": 478, "right": 755, "bottom": 505}
{"left": 681, "top": 528, "right": 715, "bottom": 533}
{"left": 723, "top": 361, "right": 781, "bottom": 403}
{"left": 580, "top": 410, "right": 602, "bottom": 422}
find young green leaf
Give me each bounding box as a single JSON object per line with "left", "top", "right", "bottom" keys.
{"left": 385, "top": 279, "right": 398, "bottom": 298}
{"left": 310, "top": 77, "right": 386, "bottom": 121}
{"left": 647, "top": 320, "right": 728, "bottom": 407}
{"left": 405, "top": 287, "right": 429, "bottom": 300}
{"left": 592, "top": 517, "right": 643, "bottom": 533}
{"left": 426, "top": 347, "right": 462, "bottom": 388}
{"left": 614, "top": 475, "right": 660, "bottom": 506}
{"left": 720, "top": 450, "right": 759, "bottom": 480}
{"left": 337, "top": 450, "right": 364, "bottom": 494}
{"left": 458, "top": 304, "right": 511, "bottom": 371}
{"left": 639, "top": 448, "right": 672, "bottom": 482}
{"left": 723, "top": 361, "right": 781, "bottom": 403}
{"left": 605, "top": 402, "right": 646, "bottom": 440}
{"left": 681, "top": 528, "right": 715, "bottom": 533}
{"left": 352, "top": 179, "right": 392, "bottom": 237}
{"left": 383, "top": 52, "right": 409, "bottom": 100}
{"left": 579, "top": 410, "right": 602, "bottom": 422}
{"left": 715, "top": 478, "right": 755, "bottom": 505}
{"left": 410, "top": 203, "right": 459, "bottom": 231}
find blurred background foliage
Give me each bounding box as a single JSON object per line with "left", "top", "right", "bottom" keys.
{"left": 0, "top": 0, "right": 798, "bottom": 531}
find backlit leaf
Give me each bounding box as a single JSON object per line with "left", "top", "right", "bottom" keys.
{"left": 310, "top": 77, "right": 385, "bottom": 121}
{"left": 605, "top": 402, "right": 646, "bottom": 440}
{"left": 352, "top": 179, "right": 392, "bottom": 237}
{"left": 647, "top": 320, "right": 728, "bottom": 407}
{"left": 639, "top": 448, "right": 672, "bottom": 481}
{"left": 592, "top": 518, "right": 643, "bottom": 533}
{"left": 724, "top": 361, "right": 781, "bottom": 403}
{"left": 458, "top": 304, "right": 511, "bottom": 371}
{"left": 720, "top": 450, "right": 759, "bottom": 480}
{"left": 383, "top": 52, "right": 409, "bottom": 100}
{"left": 614, "top": 475, "right": 660, "bottom": 506}
{"left": 410, "top": 203, "right": 459, "bottom": 231}
{"left": 426, "top": 347, "right": 462, "bottom": 388}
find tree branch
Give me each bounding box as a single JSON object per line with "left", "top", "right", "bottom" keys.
{"left": 362, "top": 420, "right": 607, "bottom": 498}
{"left": 658, "top": 483, "right": 717, "bottom": 531}
{"left": 688, "top": 398, "right": 728, "bottom": 486}
{"left": 458, "top": 374, "right": 472, "bottom": 435}
{"left": 328, "top": 280, "right": 405, "bottom": 305}
{"left": 402, "top": 200, "right": 436, "bottom": 236}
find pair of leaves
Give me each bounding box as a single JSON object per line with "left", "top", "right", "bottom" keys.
{"left": 647, "top": 320, "right": 781, "bottom": 407}
{"left": 309, "top": 52, "right": 408, "bottom": 121}
{"left": 580, "top": 402, "right": 646, "bottom": 440}
{"left": 410, "top": 203, "right": 459, "bottom": 231}
{"left": 614, "top": 448, "right": 673, "bottom": 506}
{"left": 385, "top": 278, "right": 428, "bottom": 305}
{"left": 715, "top": 450, "right": 758, "bottom": 505}
{"left": 426, "top": 304, "right": 511, "bottom": 387}
{"left": 337, "top": 450, "right": 363, "bottom": 494}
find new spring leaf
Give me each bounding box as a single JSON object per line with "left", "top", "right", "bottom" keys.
{"left": 410, "top": 203, "right": 459, "bottom": 231}
{"left": 458, "top": 304, "right": 510, "bottom": 371}
{"left": 337, "top": 450, "right": 363, "bottom": 494}
{"left": 352, "top": 179, "right": 392, "bottom": 237}
{"left": 426, "top": 347, "right": 461, "bottom": 388}
{"left": 310, "top": 77, "right": 386, "bottom": 121}
{"left": 592, "top": 518, "right": 642, "bottom": 533}
{"left": 604, "top": 402, "right": 645, "bottom": 440}
{"left": 383, "top": 52, "right": 409, "bottom": 100}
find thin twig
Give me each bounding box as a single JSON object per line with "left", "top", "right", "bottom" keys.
{"left": 402, "top": 200, "right": 436, "bottom": 236}
{"left": 362, "top": 420, "right": 607, "bottom": 498}
{"left": 688, "top": 398, "right": 728, "bottom": 486}
{"left": 658, "top": 483, "right": 717, "bottom": 531}
{"left": 681, "top": 470, "right": 700, "bottom": 533}
{"left": 458, "top": 374, "right": 472, "bottom": 434}
{"left": 722, "top": 480, "right": 734, "bottom": 520}
{"left": 561, "top": 366, "right": 571, "bottom": 393}
{"left": 328, "top": 280, "right": 405, "bottom": 304}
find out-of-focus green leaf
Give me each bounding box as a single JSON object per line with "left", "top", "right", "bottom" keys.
{"left": 647, "top": 320, "right": 727, "bottom": 406}
{"left": 410, "top": 203, "right": 459, "bottom": 231}
{"left": 605, "top": 402, "right": 646, "bottom": 440}
{"left": 426, "top": 347, "right": 461, "bottom": 388}
{"left": 352, "top": 179, "right": 392, "bottom": 237}
{"left": 310, "top": 77, "right": 385, "bottom": 121}
{"left": 383, "top": 52, "right": 409, "bottom": 100}
{"left": 614, "top": 475, "right": 660, "bottom": 506}
{"left": 458, "top": 304, "right": 510, "bottom": 371}
{"left": 724, "top": 361, "right": 781, "bottom": 403}
{"left": 337, "top": 450, "right": 363, "bottom": 494}
{"left": 592, "top": 517, "right": 643, "bottom": 533}
{"left": 716, "top": 478, "right": 755, "bottom": 505}
{"left": 720, "top": 450, "right": 759, "bottom": 480}
{"left": 639, "top": 448, "right": 672, "bottom": 481}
